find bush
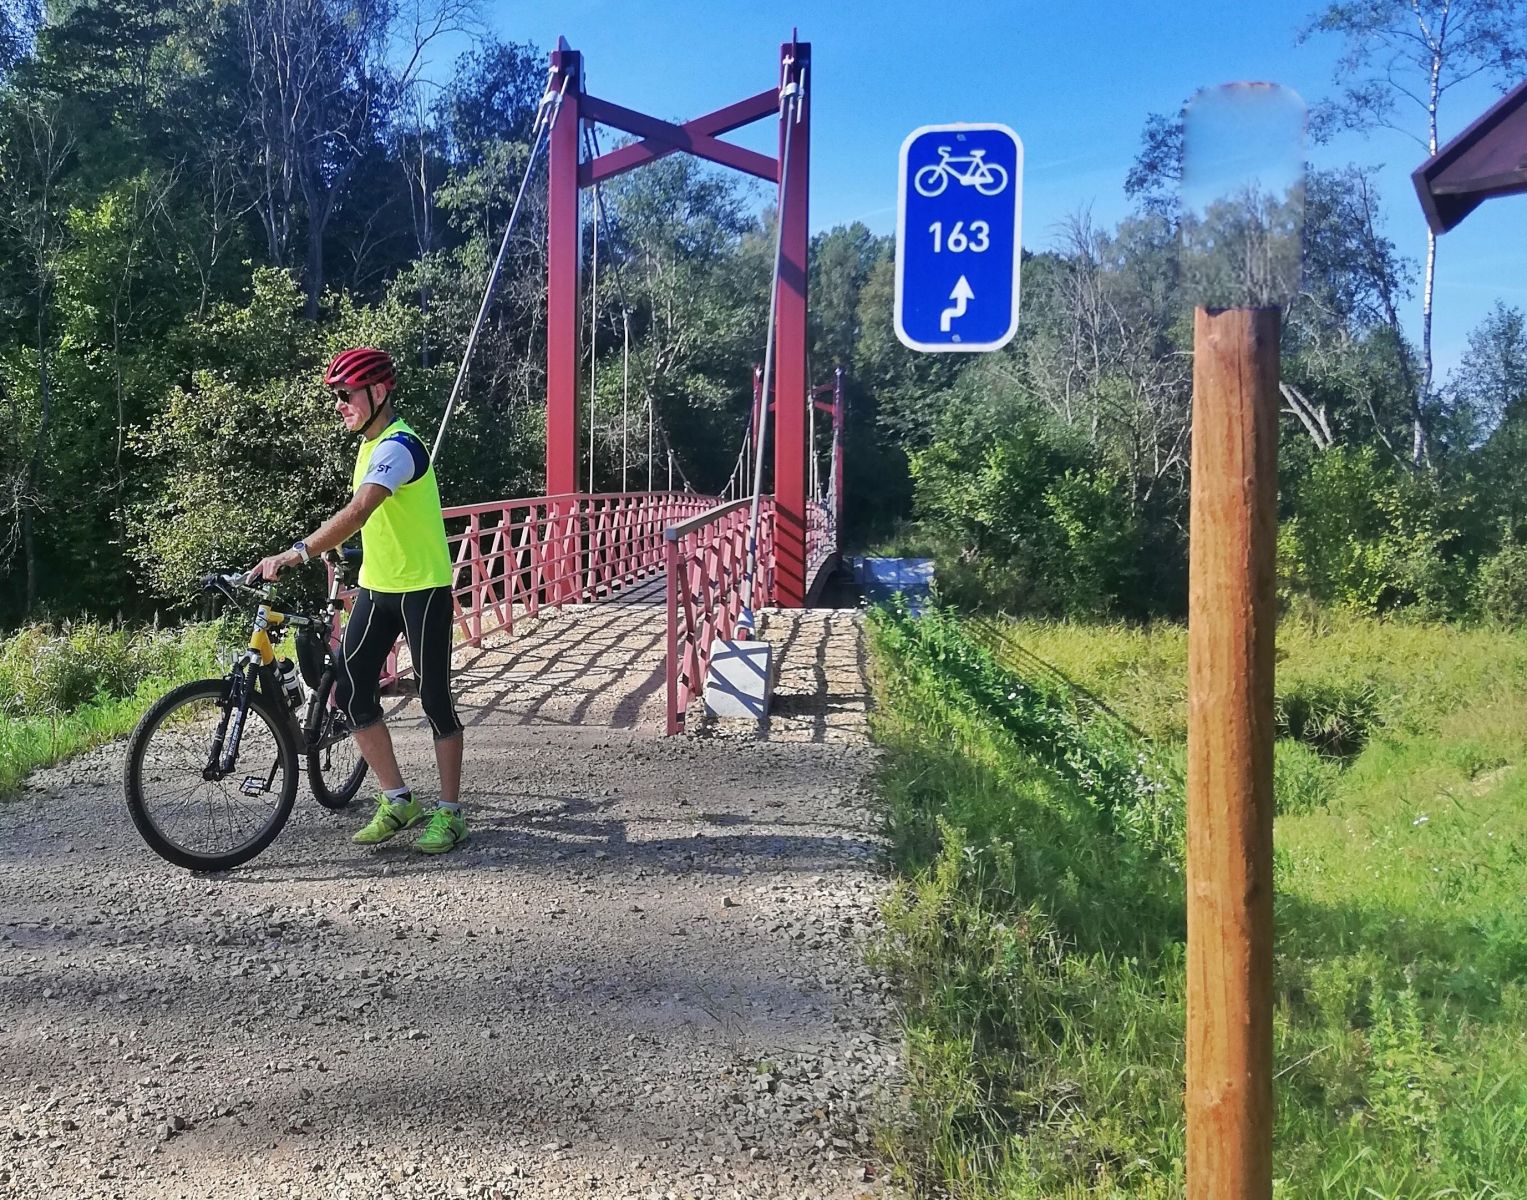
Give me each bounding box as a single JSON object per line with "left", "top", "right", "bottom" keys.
{"left": 1280, "top": 447, "right": 1462, "bottom": 616}
{"left": 125, "top": 269, "right": 461, "bottom": 600}
{"left": 1275, "top": 677, "right": 1383, "bottom": 759}
{"left": 910, "top": 398, "right": 1146, "bottom": 618}
{"left": 1475, "top": 540, "right": 1527, "bottom": 622}
{"left": 0, "top": 619, "right": 228, "bottom": 717}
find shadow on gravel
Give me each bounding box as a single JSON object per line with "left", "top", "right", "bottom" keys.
{"left": 442, "top": 586, "right": 670, "bottom": 733}
{"left": 215, "top": 824, "right": 872, "bottom": 886}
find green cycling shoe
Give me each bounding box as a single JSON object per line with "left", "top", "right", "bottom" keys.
{"left": 416, "top": 807, "right": 468, "bottom": 854}
{"left": 351, "top": 793, "right": 426, "bottom": 845}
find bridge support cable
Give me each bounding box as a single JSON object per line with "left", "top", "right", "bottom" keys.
{"left": 431, "top": 67, "right": 570, "bottom": 464}
{"left": 581, "top": 120, "right": 644, "bottom": 498}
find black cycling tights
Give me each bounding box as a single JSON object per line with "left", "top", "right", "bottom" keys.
{"left": 334, "top": 585, "right": 463, "bottom": 740}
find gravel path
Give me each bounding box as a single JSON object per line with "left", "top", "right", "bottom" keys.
{"left": 0, "top": 603, "right": 899, "bottom": 1199}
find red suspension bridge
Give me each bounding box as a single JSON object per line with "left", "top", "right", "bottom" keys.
{"left": 374, "top": 35, "right": 847, "bottom": 737}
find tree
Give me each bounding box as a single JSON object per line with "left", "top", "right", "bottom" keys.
{"left": 0, "top": 0, "right": 39, "bottom": 79}
{"left": 1448, "top": 302, "right": 1527, "bottom": 446}
{"left": 1012, "top": 212, "right": 1192, "bottom": 502}
{"left": 1282, "top": 166, "right": 1418, "bottom": 460}
{"left": 395, "top": 38, "right": 542, "bottom": 365}
{"left": 1451, "top": 304, "right": 1527, "bottom": 538}
{"left": 1302, "top": 0, "right": 1527, "bottom": 465}
{"left": 810, "top": 221, "right": 878, "bottom": 371}
{"left": 0, "top": 97, "right": 74, "bottom": 615}
{"left": 434, "top": 37, "right": 541, "bottom": 165}
{"left": 1123, "top": 110, "right": 1183, "bottom": 219}
{"left": 233, "top": 0, "right": 476, "bottom": 316}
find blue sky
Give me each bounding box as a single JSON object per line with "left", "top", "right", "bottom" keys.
{"left": 428, "top": 1, "right": 1527, "bottom": 377}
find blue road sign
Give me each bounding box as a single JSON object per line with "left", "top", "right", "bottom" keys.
{"left": 895, "top": 123, "right": 1023, "bottom": 352}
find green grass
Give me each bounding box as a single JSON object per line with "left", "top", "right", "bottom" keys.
{"left": 867, "top": 603, "right": 1527, "bottom": 1198}
{"left": 0, "top": 619, "right": 231, "bottom": 795}
{"left": 859, "top": 519, "right": 945, "bottom": 560}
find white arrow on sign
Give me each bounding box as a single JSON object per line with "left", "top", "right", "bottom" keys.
{"left": 940, "top": 276, "right": 974, "bottom": 332}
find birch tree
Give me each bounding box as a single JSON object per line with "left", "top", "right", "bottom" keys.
{"left": 1302, "top": 0, "right": 1527, "bottom": 465}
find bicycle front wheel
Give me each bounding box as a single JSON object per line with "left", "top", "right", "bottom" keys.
{"left": 124, "top": 677, "right": 299, "bottom": 871}
{"left": 305, "top": 671, "right": 368, "bottom": 810}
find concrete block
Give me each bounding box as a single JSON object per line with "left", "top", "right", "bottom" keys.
{"left": 704, "top": 639, "right": 773, "bottom": 720}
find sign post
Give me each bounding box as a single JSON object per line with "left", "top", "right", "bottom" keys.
{"left": 895, "top": 123, "right": 1023, "bottom": 352}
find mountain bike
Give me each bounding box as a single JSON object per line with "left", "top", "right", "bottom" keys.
{"left": 913, "top": 146, "right": 1010, "bottom": 198}
{"left": 124, "top": 550, "right": 370, "bottom": 871}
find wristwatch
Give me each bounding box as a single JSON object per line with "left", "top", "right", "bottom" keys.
{"left": 292, "top": 541, "right": 311, "bottom": 564}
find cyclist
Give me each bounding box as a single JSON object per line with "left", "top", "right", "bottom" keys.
{"left": 247, "top": 347, "right": 467, "bottom": 854}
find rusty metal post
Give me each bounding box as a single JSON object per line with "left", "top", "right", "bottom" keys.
{"left": 832, "top": 365, "right": 845, "bottom": 539}
{"left": 546, "top": 45, "right": 582, "bottom": 498}
{"left": 772, "top": 40, "right": 810, "bottom": 607}
{"left": 1187, "top": 306, "right": 1279, "bottom": 1200}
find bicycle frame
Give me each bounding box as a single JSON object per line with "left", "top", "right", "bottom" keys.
{"left": 202, "top": 576, "right": 338, "bottom": 782}
{"left": 936, "top": 148, "right": 990, "bottom": 177}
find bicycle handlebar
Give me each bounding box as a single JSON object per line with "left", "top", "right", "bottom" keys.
{"left": 202, "top": 572, "right": 273, "bottom": 602}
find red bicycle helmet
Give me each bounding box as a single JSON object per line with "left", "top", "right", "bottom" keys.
{"left": 323, "top": 347, "right": 395, "bottom": 393}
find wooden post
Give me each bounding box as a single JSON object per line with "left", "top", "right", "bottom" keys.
{"left": 1187, "top": 306, "right": 1278, "bottom": 1200}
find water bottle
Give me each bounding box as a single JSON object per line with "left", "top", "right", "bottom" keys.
{"left": 276, "top": 658, "right": 302, "bottom": 709}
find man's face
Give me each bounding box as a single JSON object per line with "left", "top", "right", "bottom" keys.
{"left": 333, "top": 384, "right": 375, "bottom": 433}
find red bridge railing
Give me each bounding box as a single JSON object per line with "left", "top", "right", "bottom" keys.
{"left": 357, "top": 488, "right": 835, "bottom": 734}
{"left": 664, "top": 498, "right": 775, "bottom": 735}
{"left": 442, "top": 491, "right": 711, "bottom": 644}
{"left": 359, "top": 491, "right": 713, "bottom": 684}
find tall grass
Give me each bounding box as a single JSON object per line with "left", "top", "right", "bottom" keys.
{"left": 868, "top": 603, "right": 1527, "bottom": 1198}
{"left": 0, "top": 619, "right": 231, "bottom": 794}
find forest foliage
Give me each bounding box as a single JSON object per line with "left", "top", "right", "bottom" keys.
{"left": 1, "top": 0, "right": 1526, "bottom": 625}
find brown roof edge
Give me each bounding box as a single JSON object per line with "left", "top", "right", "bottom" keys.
{"left": 1413, "top": 77, "right": 1527, "bottom": 234}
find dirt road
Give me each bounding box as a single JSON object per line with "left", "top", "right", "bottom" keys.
{"left": 0, "top": 605, "right": 898, "bottom": 1200}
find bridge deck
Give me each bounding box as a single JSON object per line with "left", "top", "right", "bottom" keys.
{"left": 390, "top": 576, "right": 871, "bottom": 741}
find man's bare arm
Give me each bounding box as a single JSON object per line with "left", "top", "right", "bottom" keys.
{"left": 303, "top": 484, "right": 390, "bottom": 556}
{"left": 247, "top": 484, "right": 390, "bottom": 582}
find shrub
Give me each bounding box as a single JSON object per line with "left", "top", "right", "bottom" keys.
{"left": 1280, "top": 447, "right": 1462, "bottom": 616}
{"left": 1474, "top": 540, "right": 1527, "bottom": 622}
{"left": 1274, "top": 739, "right": 1338, "bottom": 815}
{"left": 910, "top": 399, "right": 1145, "bottom": 618}
{"left": 1275, "top": 677, "right": 1383, "bottom": 759}
{"left": 0, "top": 620, "right": 228, "bottom": 717}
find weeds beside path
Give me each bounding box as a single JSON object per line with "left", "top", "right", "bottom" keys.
{"left": 867, "top": 604, "right": 1527, "bottom": 1198}
{"left": 0, "top": 620, "right": 226, "bottom": 795}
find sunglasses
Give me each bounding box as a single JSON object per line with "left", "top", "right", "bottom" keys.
{"left": 331, "top": 387, "right": 370, "bottom": 406}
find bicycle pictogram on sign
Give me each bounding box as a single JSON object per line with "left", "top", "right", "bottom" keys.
{"left": 913, "top": 146, "right": 1010, "bottom": 197}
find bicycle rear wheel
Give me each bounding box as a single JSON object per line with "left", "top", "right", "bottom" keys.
{"left": 124, "top": 677, "right": 298, "bottom": 871}
{"left": 305, "top": 671, "right": 368, "bottom": 809}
